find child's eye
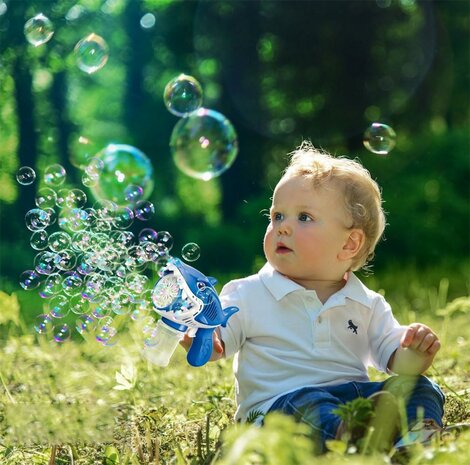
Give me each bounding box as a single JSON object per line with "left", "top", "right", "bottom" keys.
{"left": 299, "top": 213, "right": 313, "bottom": 222}
{"left": 272, "top": 212, "right": 283, "bottom": 221}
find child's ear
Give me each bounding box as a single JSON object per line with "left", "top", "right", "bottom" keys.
{"left": 338, "top": 229, "right": 365, "bottom": 261}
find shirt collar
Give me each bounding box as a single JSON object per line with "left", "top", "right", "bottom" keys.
{"left": 258, "top": 262, "right": 374, "bottom": 308}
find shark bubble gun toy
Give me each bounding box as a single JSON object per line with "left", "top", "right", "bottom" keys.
{"left": 143, "top": 258, "right": 239, "bottom": 367}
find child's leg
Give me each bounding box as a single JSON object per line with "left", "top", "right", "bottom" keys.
{"left": 267, "top": 383, "right": 364, "bottom": 451}
{"left": 383, "top": 375, "right": 445, "bottom": 428}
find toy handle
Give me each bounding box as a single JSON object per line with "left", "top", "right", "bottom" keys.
{"left": 187, "top": 327, "right": 215, "bottom": 367}
{"left": 142, "top": 319, "right": 185, "bottom": 367}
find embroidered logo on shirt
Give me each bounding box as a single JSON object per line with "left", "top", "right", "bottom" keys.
{"left": 347, "top": 319, "right": 358, "bottom": 334}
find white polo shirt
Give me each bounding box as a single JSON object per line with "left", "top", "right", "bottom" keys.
{"left": 219, "top": 262, "right": 406, "bottom": 421}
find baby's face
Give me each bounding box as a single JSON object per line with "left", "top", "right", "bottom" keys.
{"left": 263, "top": 175, "right": 353, "bottom": 286}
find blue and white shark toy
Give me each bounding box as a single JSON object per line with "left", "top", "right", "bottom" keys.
{"left": 143, "top": 257, "right": 239, "bottom": 367}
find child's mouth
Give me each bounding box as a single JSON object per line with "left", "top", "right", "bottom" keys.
{"left": 276, "top": 245, "right": 292, "bottom": 254}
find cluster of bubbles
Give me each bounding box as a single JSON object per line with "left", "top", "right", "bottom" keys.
{"left": 164, "top": 74, "right": 239, "bottom": 180}
{"left": 17, "top": 157, "right": 201, "bottom": 346}
{"left": 24, "top": 13, "right": 108, "bottom": 75}
{"left": 363, "top": 122, "right": 396, "bottom": 155}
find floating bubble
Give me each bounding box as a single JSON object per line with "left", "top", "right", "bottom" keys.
{"left": 112, "top": 206, "right": 134, "bottom": 229}
{"left": 55, "top": 188, "right": 69, "bottom": 208}
{"left": 74, "top": 33, "right": 109, "bottom": 74}
{"left": 156, "top": 231, "right": 173, "bottom": 254}
{"left": 48, "top": 231, "right": 72, "bottom": 252}
{"left": 363, "top": 123, "right": 397, "bottom": 155}
{"left": 140, "top": 13, "right": 156, "bottom": 29}
{"left": 65, "top": 188, "right": 87, "bottom": 208}
{"left": 69, "top": 295, "right": 90, "bottom": 315}
{"left": 40, "top": 273, "right": 62, "bottom": 298}
{"left": 170, "top": 108, "right": 238, "bottom": 180}
{"left": 34, "top": 313, "right": 53, "bottom": 334}
{"left": 82, "top": 173, "right": 99, "bottom": 188}
{"left": 181, "top": 242, "right": 201, "bottom": 262}
{"left": 35, "top": 187, "right": 57, "bottom": 209}
{"left": 54, "top": 250, "right": 77, "bottom": 271}
{"left": 62, "top": 271, "right": 83, "bottom": 296}
{"left": 138, "top": 228, "right": 158, "bottom": 243}
{"left": 30, "top": 230, "right": 49, "bottom": 251}
{"left": 164, "top": 74, "right": 203, "bottom": 117}
{"left": 125, "top": 273, "right": 148, "bottom": 295}
{"left": 25, "top": 208, "right": 50, "bottom": 231}
{"left": 24, "top": 13, "right": 54, "bottom": 46}
{"left": 16, "top": 166, "right": 36, "bottom": 185}
{"left": 76, "top": 314, "right": 95, "bottom": 335}
{"left": 142, "top": 317, "right": 159, "bottom": 347}
{"left": 34, "top": 251, "right": 58, "bottom": 275}
{"left": 134, "top": 200, "right": 155, "bottom": 221}
{"left": 19, "top": 270, "right": 41, "bottom": 290}
{"left": 53, "top": 324, "right": 71, "bottom": 343}
{"left": 96, "top": 322, "right": 117, "bottom": 344}
{"left": 44, "top": 164, "right": 66, "bottom": 186}
{"left": 48, "top": 295, "right": 69, "bottom": 318}
{"left": 89, "top": 144, "right": 154, "bottom": 206}
{"left": 124, "top": 184, "right": 144, "bottom": 205}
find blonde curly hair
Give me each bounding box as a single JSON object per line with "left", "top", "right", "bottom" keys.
{"left": 281, "top": 141, "right": 386, "bottom": 271}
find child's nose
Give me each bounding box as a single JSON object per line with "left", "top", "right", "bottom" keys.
{"left": 277, "top": 219, "right": 291, "bottom": 236}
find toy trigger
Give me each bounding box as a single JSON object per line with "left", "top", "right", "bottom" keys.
{"left": 187, "top": 327, "right": 214, "bottom": 367}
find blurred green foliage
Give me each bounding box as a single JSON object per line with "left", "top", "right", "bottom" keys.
{"left": 0, "top": 0, "right": 468, "bottom": 291}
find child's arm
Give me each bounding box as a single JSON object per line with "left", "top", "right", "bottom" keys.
{"left": 180, "top": 330, "right": 225, "bottom": 362}
{"left": 387, "top": 323, "right": 440, "bottom": 375}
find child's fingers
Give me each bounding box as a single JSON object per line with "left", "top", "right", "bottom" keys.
{"left": 400, "top": 324, "right": 418, "bottom": 348}
{"left": 180, "top": 333, "right": 192, "bottom": 352}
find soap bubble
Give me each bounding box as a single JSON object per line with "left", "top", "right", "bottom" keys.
{"left": 53, "top": 324, "right": 71, "bottom": 343}
{"left": 25, "top": 208, "right": 50, "bottom": 231}
{"left": 40, "top": 273, "right": 62, "bottom": 298}
{"left": 62, "top": 271, "right": 83, "bottom": 296}
{"left": 19, "top": 270, "right": 41, "bottom": 290}
{"left": 134, "top": 200, "right": 155, "bottom": 221}
{"left": 48, "top": 231, "right": 72, "bottom": 252}
{"left": 65, "top": 188, "right": 87, "bottom": 208}
{"left": 164, "top": 74, "right": 203, "bottom": 117}
{"left": 70, "top": 135, "right": 96, "bottom": 168}
{"left": 74, "top": 33, "right": 109, "bottom": 74}
{"left": 35, "top": 187, "right": 57, "bottom": 209}
{"left": 69, "top": 295, "right": 90, "bottom": 315}
{"left": 34, "top": 314, "right": 53, "bottom": 334}
{"left": 170, "top": 108, "right": 238, "bottom": 180}
{"left": 30, "top": 230, "right": 49, "bottom": 250}
{"left": 112, "top": 207, "right": 134, "bottom": 229}
{"left": 138, "top": 228, "right": 158, "bottom": 243}
{"left": 140, "top": 13, "right": 156, "bottom": 29}
{"left": 76, "top": 314, "right": 95, "bottom": 335}
{"left": 24, "top": 13, "right": 54, "bottom": 46}
{"left": 156, "top": 231, "right": 173, "bottom": 254}
{"left": 181, "top": 242, "right": 201, "bottom": 262}
{"left": 363, "top": 123, "right": 396, "bottom": 155}
{"left": 48, "top": 295, "right": 69, "bottom": 318}
{"left": 124, "top": 185, "right": 144, "bottom": 205}
{"left": 44, "top": 164, "right": 66, "bottom": 187}
{"left": 35, "top": 251, "right": 57, "bottom": 276}
{"left": 89, "top": 144, "right": 154, "bottom": 206}
{"left": 16, "top": 166, "right": 36, "bottom": 185}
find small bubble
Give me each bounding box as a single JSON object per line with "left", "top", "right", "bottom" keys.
{"left": 19, "top": 269, "right": 41, "bottom": 290}
{"left": 25, "top": 208, "right": 50, "bottom": 231}
{"left": 156, "top": 231, "right": 173, "bottom": 254}
{"left": 134, "top": 200, "right": 155, "bottom": 221}
{"left": 44, "top": 164, "right": 66, "bottom": 187}
{"left": 65, "top": 188, "right": 87, "bottom": 208}
{"left": 48, "top": 231, "right": 72, "bottom": 252}
{"left": 140, "top": 12, "right": 156, "bottom": 29}
{"left": 164, "top": 74, "right": 203, "bottom": 117}
{"left": 138, "top": 228, "right": 158, "bottom": 243}
{"left": 48, "top": 295, "right": 69, "bottom": 318}
{"left": 181, "top": 242, "right": 201, "bottom": 262}
{"left": 34, "top": 313, "right": 53, "bottom": 334}
{"left": 53, "top": 323, "right": 71, "bottom": 343}
{"left": 76, "top": 314, "right": 95, "bottom": 335}
{"left": 24, "top": 13, "right": 54, "bottom": 46}
{"left": 16, "top": 166, "right": 36, "bottom": 185}
{"left": 363, "top": 123, "right": 396, "bottom": 155}
{"left": 74, "top": 33, "right": 109, "bottom": 74}
{"left": 35, "top": 187, "right": 57, "bottom": 209}
{"left": 124, "top": 184, "right": 144, "bottom": 205}
{"left": 30, "top": 230, "right": 49, "bottom": 251}
{"left": 34, "top": 251, "right": 58, "bottom": 275}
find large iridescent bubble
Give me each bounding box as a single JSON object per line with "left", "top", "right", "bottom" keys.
{"left": 89, "top": 144, "right": 154, "bottom": 206}
{"left": 170, "top": 108, "right": 238, "bottom": 180}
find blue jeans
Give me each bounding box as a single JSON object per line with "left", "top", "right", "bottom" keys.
{"left": 268, "top": 375, "right": 444, "bottom": 448}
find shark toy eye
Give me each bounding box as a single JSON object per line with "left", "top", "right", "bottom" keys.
{"left": 196, "top": 282, "right": 206, "bottom": 291}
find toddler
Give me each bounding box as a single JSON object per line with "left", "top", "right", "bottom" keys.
{"left": 184, "top": 142, "right": 444, "bottom": 451}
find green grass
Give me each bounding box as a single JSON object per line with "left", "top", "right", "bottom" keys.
{"left": 0, "top": 269, "right": 469, "bottom": 465}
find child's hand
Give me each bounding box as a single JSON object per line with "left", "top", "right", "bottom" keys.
{"left": 180, "top": 331, "right": 225, "bottom": 361}
{"left": 400, "top": 323, "right": 440, "bottom": 356}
